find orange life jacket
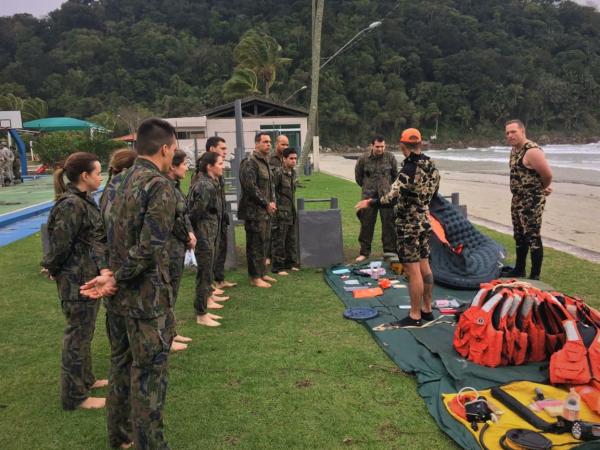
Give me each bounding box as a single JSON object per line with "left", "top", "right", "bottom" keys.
{"left": 550, "top": 319, "right": 591, "bottom": 385}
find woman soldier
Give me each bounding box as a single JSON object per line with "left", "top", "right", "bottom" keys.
{"left": 166, "top": 149, "right": 196, "bottom": 348}
{"left": 99, "top": 148, "right": 137, "bottom": 212}
{"left": 41, "top": 152, "right": 115, "bottom": 410}
{"left": 188, "top": 151, "right": 227, "bottom": 327}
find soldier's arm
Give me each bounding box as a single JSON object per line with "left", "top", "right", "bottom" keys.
{"left": 524, "top": 147, "right": 552, "bottom": 189}
{"left": 390, "top": 153, "right": 398, "bottom": 179}
{"left": 41, "top": 198, "right": 83, "bottom": 276}
{"left": 90, "top": 212, "right": 109, "bottom": 271}
{"left": 239, "top": 159, "right": 269, "bottom": 208}
{"left": 187, "top": 182, "right": 212, "bottom": 224}
{"left": 355, "top": 157, "right": 364, "bottom": 186}
{"left": 113, "top": 178, "right": 176, "bottom": 282}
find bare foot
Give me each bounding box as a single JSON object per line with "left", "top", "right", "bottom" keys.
{"left": 91, "top": 379, "right": 108, "bottom": 389}
{"left": 207, "top": 299, "right": 224, "bottom": 309}
{"left": 196, "top": 315, "right": 221, "bottom": 327}
{"left": 170, "top": 341, "right": 188, "bottom": 352}
{"left": 120, "top": 443, "right": 133, "bottom": 449}
{"left": 174, "top": 334, "right": 192, "bottom": 343}
{"left": 212, "top": 287, "right": 225, "bottom": 295}
{"left": 355, "top": 255, "right": 367, "bottom": 262}
{"left": 263, "top": 275, "right": 277, "bottom": 283}
{"left": 207, "top": 313, "right": 223, "bottom": 320}
{"left": 250, "top": 278, "right": 271, "bottom": 288}
{"left": 291, "top": 267, "right": 300, "bottom": 272}
{"left": 277, "top": 271, "right": 289, "bottom": 276}
{"left": 78, "top": 397, "right": 106, "bottom": 409}
{"left": 265, "top": 258, "right": 271, "bottom": 265}
{"left": 216, "top": 280, "right": 237, "bottom": 288}
{"left": 211, "top": 295, "right": 230, "bottom": 302}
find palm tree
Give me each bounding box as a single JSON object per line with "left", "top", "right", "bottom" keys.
{"left": 222, "top": 67, "right": 260, "bottom": 101}
{"left": 232, "top": 29, "right": 291, "bottom": 97}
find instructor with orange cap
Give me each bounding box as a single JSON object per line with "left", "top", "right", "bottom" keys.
{"left": 356, "top": 128, "right": 440, "bottom": 327}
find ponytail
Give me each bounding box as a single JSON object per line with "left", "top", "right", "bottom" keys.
{"left": 53, "top": 152, "right": 99, "bottom": 199}
{"left": 53, "top": 167, "right": 67, "bottom": 198}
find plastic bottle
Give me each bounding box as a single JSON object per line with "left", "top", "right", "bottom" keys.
{"left": 563, "top": 388, "right": 581, "bottom": 422}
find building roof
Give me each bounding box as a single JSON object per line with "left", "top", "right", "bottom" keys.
{"left": 200, "top": 97, "right": 308, "bottom": 119}
{"left": 23, "top": 117, "right": 106, "bottom": 132}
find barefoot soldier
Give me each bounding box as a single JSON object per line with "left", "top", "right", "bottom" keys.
{"left": 188, "top": 152, "right": 227, "bottom": 327}
{"left": 238, "top": 132, "right": 278, "bottom": 288}
{"left": 41, "top": 152, "right": 109, "bottom": 410}
{"left": 82, "top": 118, "right": 178, "bottom": 449}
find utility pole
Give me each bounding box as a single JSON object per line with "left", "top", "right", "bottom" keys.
{"left": 299, "top": 0, "right": 324, "bottom": 172}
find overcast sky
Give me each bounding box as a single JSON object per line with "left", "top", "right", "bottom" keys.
{"left": 0, "top": 0, "right": 599, "bottom": 18}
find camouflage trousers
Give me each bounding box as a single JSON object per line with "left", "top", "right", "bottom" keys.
{"left": 357, "top": 205, "right": 397, "bottom": 256}
{"left": 169, "top": 245, "right": 186, "bottom": 305}
{"left": 395, "top": 212, "right": 431, "bottom": 263}
{"left": 213, "top": 223, "right": 228, "bottom": 282}
{"left": 271, "top": 219, "right": 298, "bottom": 273}
{"left": 194, "top": 233, "right": 218, "bottom": 315}
{"left": 60, "top": 300, "right": 101, "bottom": 410}
{"left": 244, "top": 219, "right": 270, "bottom": 278}
{"left": 511, "top": 194, "right": 545, "bottom": 251}
{"left": 106, "top": 310, "right": 175, "bottom": 449}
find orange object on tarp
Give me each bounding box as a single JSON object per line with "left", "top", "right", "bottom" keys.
{"left": 378, "top": 279, "right": 392, "bottom": 289}
{"left": 429, "top": 213, "right": 463, "bottom": 255}
{"left": 352, "top": 287, "right": 384, "bottom": 299}
{"left": 575, "top": 380, "right": 600, "bottom": 415}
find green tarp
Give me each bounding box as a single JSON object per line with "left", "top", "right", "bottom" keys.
{"left": 325, "top": 264, "right": 550, "bottom": 449}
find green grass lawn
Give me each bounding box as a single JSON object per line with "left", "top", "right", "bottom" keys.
{"left": 1, "top": 173, "right": 598, "bottom": 449}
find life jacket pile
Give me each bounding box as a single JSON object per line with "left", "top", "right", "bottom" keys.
{"left": 453, "top": 279, "right": 600, "bottom": 385}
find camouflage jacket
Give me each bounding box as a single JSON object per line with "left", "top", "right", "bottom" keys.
{"left": 355, "top": 151, "right": 398, "bottom": 199}
{"left": 378, "top": 152, "right": 440, "bottom": 215}
{"left": 167, "top": 179, "right": 193, "bottom": 259}
{"left": 510, "top": 140, "right": 544, "bottom": 197}
{"left": 106, "top": 158, "right": 176, "bottom": 319}
{"left": 269, "top": 153, "right": 283, "bottom": 170}
{"left": 41, "top": 183, "right": 108, "bottom": 301}
{"left": 238, "top": 151, "right": 275, "bottom": 221}
{"left": 273, "top": 167, "right": 296, "bottom": 223}
{"left": 187, "top": 172, "right": 223, "bottom": 243}
{"left": 0, "top": 146, "right": 14, "bottom": 164}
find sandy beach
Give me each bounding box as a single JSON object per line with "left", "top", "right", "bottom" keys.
{"left": 319, "top": 153, "right": 600, "bottom": 262}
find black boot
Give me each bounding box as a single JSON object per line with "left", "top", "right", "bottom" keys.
{"left": 530, "top": 247, "right": 543, "bottom": 280}
{"left": 508, "top": 245, "right": 528, "bottom": 278}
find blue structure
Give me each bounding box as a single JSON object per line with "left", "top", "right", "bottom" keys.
{"left": 8, "top": 129, "right": 28, "bottom": 176}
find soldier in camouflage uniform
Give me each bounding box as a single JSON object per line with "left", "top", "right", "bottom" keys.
{"left": 354, "top": 136, "right": 398, "bottom": 261}
{"left": 505, "top": 120, "right": 553, "bottom": 280}
{"left": 188, "top": 151, "right": 226, "bottom": 327}
{"left": 356, "top": 129, "right": 440, "bottom": 328}
{"left": 269, "top": 134, "right": 289, "bottom": 170}
{"left": 82, "top": 118, "right": 178, "bottom": 450}
{"left": 203, "top": 136, "right": 237, "bottom": 290}
{"left": 238, "top": 132, "right": 277, "bottom": 288}
{"left": 0, "top": 139, "right": 14, "bottom": 186}
{"left": 41, "top": 152, "right": 109, "bottom": 410}
{"left": 271, "top": 147, "right": 299, "bottom": 275}
{"left": 166, "top": 150, "right": 195, "bottom": 346}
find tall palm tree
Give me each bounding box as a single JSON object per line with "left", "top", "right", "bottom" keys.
{"left": 232, "top": 29, "right": 291, "bottom": 97}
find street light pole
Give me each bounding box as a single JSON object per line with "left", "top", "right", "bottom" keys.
{"left": 320, "top": 21, "right": 382, "bottom": 70}
{"left": 283, "top": 85, "right": 308, "bottom": 104}
{"left": 299, "top": 17, "right": 383, "bottom": 172}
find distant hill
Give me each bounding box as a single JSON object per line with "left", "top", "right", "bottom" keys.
{"left": 1, "top": 0, "right": 599, "bottom": 144}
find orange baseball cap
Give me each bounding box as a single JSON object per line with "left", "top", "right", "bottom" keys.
{"left": 400, "top": 128, "right": 422, "bottom": 144}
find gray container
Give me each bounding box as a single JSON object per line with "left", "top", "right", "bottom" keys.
{"left": 297, "top": 197, "right": 344, "bottom": 268}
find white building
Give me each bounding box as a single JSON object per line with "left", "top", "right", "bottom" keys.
{"left": 166, "top": 97, "right": 308, "bottom": 163}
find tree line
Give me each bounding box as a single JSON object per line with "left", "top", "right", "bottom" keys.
{"left": 1, "top": 0, "right": 599, "bottom": 145}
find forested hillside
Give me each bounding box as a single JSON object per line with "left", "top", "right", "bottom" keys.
{"left": 1, "top": 0, "right": 599, "bottom": 144}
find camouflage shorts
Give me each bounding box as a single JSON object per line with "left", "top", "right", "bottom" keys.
{"left": 395, "top": 214, "right": 431, "bottom": 263}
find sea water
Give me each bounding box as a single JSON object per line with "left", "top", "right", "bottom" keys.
{"left": 426, "top": 142, "right": 600, "bottom": 172}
